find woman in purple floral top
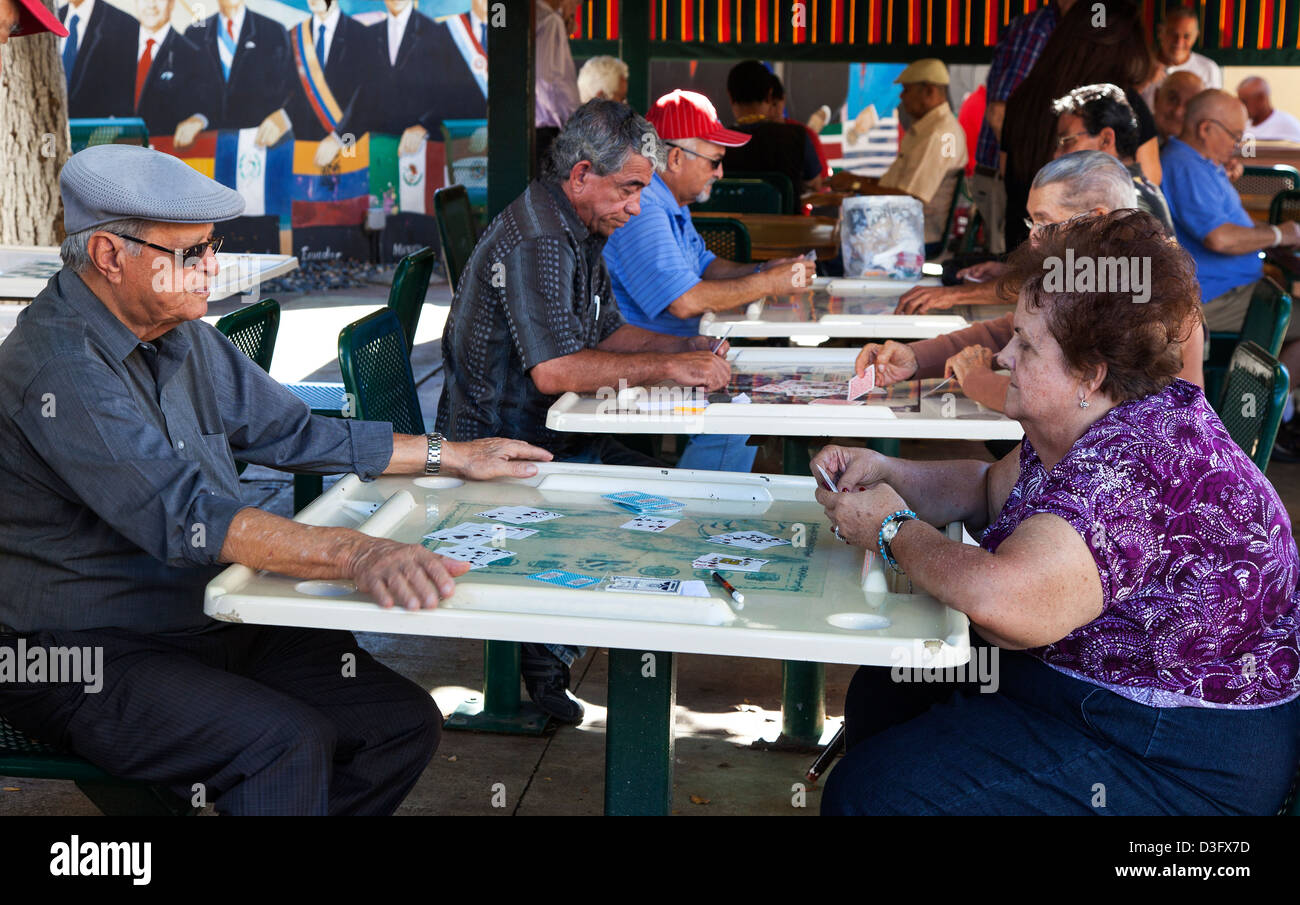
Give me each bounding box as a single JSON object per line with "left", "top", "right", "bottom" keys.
{"left": 814, "top": 210, "right": 1300, "bottom": 815}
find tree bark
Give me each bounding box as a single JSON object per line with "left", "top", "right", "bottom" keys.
{"left": 0, "top": 6, "right": 71, "bottom": 247}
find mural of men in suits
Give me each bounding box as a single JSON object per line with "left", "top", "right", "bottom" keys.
{"left": 366, "top": 0, "right": 487, "bottom": 156}
{"left": 443, "top": 0, "right": 489, "bottom": 105}
{"left": 57, "top": 0, "right": 137, "bottom": 118}
{"left": 286, "top": 0, "right": 370, "bottom": 167}
{"left": 133, "top": 0, "right": 220, "bottom": 139}
{"left": 188, "top": 0, "right": 295, "bottom": 146}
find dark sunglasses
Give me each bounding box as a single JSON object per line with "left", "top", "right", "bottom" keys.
{"left": 667, "top": 142, "right": 724, "bottom": 170}
{"left": 109, "top": 232, "right": 224, "bottom": 262}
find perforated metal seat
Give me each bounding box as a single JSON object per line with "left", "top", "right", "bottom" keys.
{"left": 1215, "top": 341, "right": 1289, "bottom": 473}
{"left": 338, "top": 308, "right": 425, "bottom": 434}
{"left": 692, "top": 216, "right": 752, "bottom": 263}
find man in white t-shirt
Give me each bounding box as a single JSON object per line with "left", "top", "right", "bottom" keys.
{"left": 1238, "top": 77, "right": 1300, "bottom": 143}
{"left": 1143, "top": 7, "right": 1222, "bottom": 108}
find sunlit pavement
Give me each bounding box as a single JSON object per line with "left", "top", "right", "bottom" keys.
{"left": 4, "top": 276, "right": 1300, "bottom": 815}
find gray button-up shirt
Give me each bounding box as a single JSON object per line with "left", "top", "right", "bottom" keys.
{"left": 0, "top": 268, "right": 393, "bottom": 634}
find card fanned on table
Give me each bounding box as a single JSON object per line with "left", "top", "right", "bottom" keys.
{"left": 602, "top": 491, "right": 685, "bottom": 515}
{"left": 692, "top": 553, "right": 768, "bottom": 573}
{"left": 433, "top": 544, "right": 515, "bottom": 569}
{"left": 529, "top": 569, "right": 600, "bottom": 588}
{"left": 475, "top": 506, "right": 564, "bottom": 524}
{"left": 606, "top": 576, "right": 682, "bottom": 594}
{"left": 707, "top": 531, "right": 791, "bottom": 551}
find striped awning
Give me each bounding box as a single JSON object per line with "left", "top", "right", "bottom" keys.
{"left": 569, "top": 1, "right": 1300, "bottom": 64}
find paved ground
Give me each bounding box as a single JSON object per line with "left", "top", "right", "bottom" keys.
{"left": 5, "top": 273, "right": 1300, "bottom": 816}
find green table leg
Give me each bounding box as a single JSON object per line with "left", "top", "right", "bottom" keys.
{"left": 605, "top": 648, "right": 676, "bottom": 816}
{"left": 444, "top": 641, "right": 551, "bottom": 735}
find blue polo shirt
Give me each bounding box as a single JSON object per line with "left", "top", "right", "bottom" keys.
{"left": 1160, "top": 136, "right": 1262, "bottom": 304}
{"left": 603, "top": 172, "right": 717, "bottom": 336}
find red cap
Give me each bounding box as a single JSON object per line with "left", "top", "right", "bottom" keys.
{"left": 647, "top": 90, "right": 751, "bottom": 148}
{"left": 11, "top": 0, "right": 69, "bottom": 37}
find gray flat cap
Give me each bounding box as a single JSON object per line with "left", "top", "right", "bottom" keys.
{"left": 61, "top": 144, "right": 246, "bottom": 234}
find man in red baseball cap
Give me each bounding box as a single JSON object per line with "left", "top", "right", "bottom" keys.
{"left": 0, "top": 0, "right": 68, "bottom": 42}
{"left": 603, "top": 88, "right": 816, "bottom": 473}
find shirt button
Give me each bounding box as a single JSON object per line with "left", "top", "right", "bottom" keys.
{"left": 177, "top": 440, "right": 185, "bottom": 450}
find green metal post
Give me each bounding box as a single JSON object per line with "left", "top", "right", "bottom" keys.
{"left": 619, "top": 0, "right": 651, "bottom": 114}
{"left": 605, "top": 648, "right": 676, "bottom": 815}
{"left": 445, "top": 0, "right": 549, "bottom": 736}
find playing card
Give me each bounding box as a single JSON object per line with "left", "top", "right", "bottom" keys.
{"left": 815, "top": 464, "right": 839, "bottom": 492}
{"left": 692, "top": 554, "right": 768, "bottom": 573}
{"left": 603, "top": 491, "right": 684, "bottom": 511}
{"left": 606, "top": 576, "right": 682, "bottom": 594}
{"left": 708, "top": 531, "right": 791, "bottom": 551}
{"left": 528, "top": 570, "right": 600, "bottom": 588}
{"left": 433, "top": 543, "right": 515, "bottom": 569}
{"left": 848, "top": 367, "right": 875, "bottom": 401}
{"left": 475, "top": 506, "right": 563, "bottom": 524}
{"left": 620, "top": 516, "right": 679, "bottom": 533}
{"left": 424, "top": 522, "right": 538, "bottom": 543}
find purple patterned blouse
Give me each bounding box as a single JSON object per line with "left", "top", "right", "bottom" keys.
{"left": 981, "top": 379, "right": 1300, "bottom": 709}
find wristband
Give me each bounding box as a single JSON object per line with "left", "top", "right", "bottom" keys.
{"left": 1271, "top": 224, "right": 1283, "bottom": 247}
{"left": 753, "top": 263, "right": 764, "bottom": 274}
{"left": 877, "top": 509, "right": 919, "bottom": 574}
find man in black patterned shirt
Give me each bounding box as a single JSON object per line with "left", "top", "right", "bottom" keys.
{"left": 437, "top": 100, "right": 733, "bottom": 721}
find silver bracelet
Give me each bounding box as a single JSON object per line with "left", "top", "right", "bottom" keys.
{"left": 425, "top": 432, "right": 443, "bottom": 475}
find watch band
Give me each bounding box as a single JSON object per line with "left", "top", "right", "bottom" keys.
{"left": 425, "top": 432, "right": 443, "bottom": 476}
{"left": 877, "top": 509, "right": 918, "bottom": 574}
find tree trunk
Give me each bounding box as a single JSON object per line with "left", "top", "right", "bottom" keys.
{"left": 0, "top": 6, "right": 70, "bottom": 247}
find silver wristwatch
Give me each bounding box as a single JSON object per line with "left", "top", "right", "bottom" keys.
{"left": 425, "top": 432, "right": 443, "bottom": 475}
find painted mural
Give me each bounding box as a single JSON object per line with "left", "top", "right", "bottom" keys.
{"left": 57, "top": 0, "right": 490, "bottom": 258}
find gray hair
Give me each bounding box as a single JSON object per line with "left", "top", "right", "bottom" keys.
{"left": 1032, "top": 150, "right": 1137, "bottom": 213}
{"left": 60, "top": 218, "right": 152, "bottom": 272}
{"left": 545, "top": 98, "right": 664, "bottom": 183}
{"left": 577, "top": 55, "right": 629, "bottom": 104}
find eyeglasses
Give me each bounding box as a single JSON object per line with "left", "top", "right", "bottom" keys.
{"left": 109, "top": 232, "right": 224, "bottom": 262}
{"left": 1023, "top": 210, "right": 1098, "bottom": 235}
{"left": 667, "top": 142, "right": 724, "bottom": 170}
{"left": 1206, "top": 119, "right": 1244, "bottom": 146}
{"left": 1055, "top": 130, "right": 1094, "bottom": 150}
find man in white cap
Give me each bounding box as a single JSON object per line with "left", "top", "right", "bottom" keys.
{"left": 603, "top": 89, "right": 814, "bottom": 473}
{"left": 838, "top": 59, "right": 968, "bottom": 254}
{"left": 0, "top": 144, "right": 551, "bottom": 815}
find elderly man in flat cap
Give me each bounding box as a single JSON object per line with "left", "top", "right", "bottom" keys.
{"left": 0, "top": 145, "right": 551, "bottom": 816}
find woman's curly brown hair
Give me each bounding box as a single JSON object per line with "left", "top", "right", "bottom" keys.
{"left": 998, "top": 209, "right": 1201, "bottom": 403}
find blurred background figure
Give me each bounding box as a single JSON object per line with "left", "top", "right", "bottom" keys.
{"left": 535, "top": 0, "right": 581, "bottom": 168}
{"left": 577, "top": 54, "right": 627, "bottom": 104}
{"left": 1000, "top": 0, "right": 1158, "bottom": 251}
{"left": 190, "top": 0, "right": 294, "bottom": 146}
{"left": 1153, "top": 70, "right": 1205, "bottom": 145}
{"left": 283, "top": 0, "right": 371, "bottom": 167}
{"left": 722, "top": 59, "right": 824, "bottom": 193}
{"left": 971, "top": 0, "right": 1072, "bottom": 254}
{"left": 1143, "top": 4, "right": 1222, "bottom": 108}
{"left": 1237, "top": 76, "right": 1300, "bottom": 143}
{"left": 132, "top": 0, "right": 219, "bottom": 143}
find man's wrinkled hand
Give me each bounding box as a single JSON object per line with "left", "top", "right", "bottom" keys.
{"left": 670, "top": 351, "right": 731, "bottom": 390}
{"left": 444, "top": 438, "right": 554, "bottom": 481}
{"left": 895, "top": 285, "right": 964, "bottom": 314}
{"left": 349, "top": 538, "right": 470, "bottom": 610}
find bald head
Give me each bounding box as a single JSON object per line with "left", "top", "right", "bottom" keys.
{"left": 1237, "top": 76, "right": 1275, "bottom": 126}
{"left": 1154, "top": 70, "right": 1205, "bottom": 139}
{"left": 1182, "top": 89, "right": 1247, "bottom": 164}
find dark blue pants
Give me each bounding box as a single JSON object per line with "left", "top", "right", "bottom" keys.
{"left": 0, "top": 623, "right": 440, "bottom": 815}
{"left": 822, "top": 642, "right": 1300, "bottom": 815}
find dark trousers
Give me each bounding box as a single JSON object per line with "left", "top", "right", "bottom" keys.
{"left": 0, "top": 623, "right": 440, "bottom": 815}
{"left": 822, "top": 639, "right": 1300, "bottom": 816}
